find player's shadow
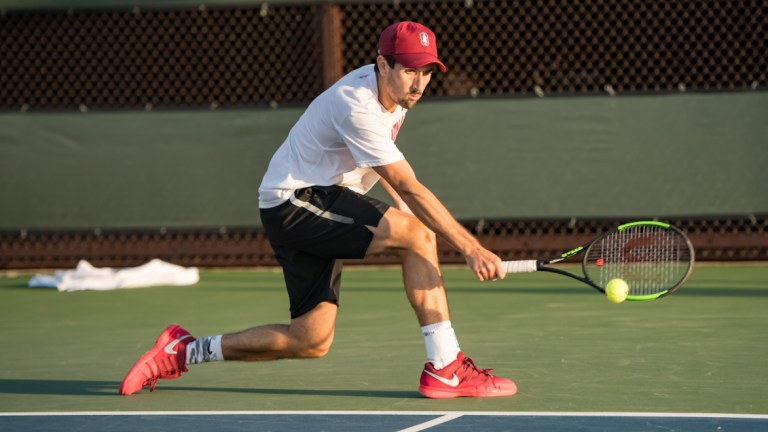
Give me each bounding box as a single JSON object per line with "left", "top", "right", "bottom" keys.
{"left": 0, "top": 379, "right": 417, "bottom": 398}
{"left": 164, "top": 386, "right": 418, "bottom": 398}
{"left": 0, "top": 379, "right": 117, "bottom": 396}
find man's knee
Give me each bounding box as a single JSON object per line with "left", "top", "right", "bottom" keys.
{"left": 399, "top": 216, "right": 436, "bottom": 254}
{"left": 293, "top": 335, "right": 333, "bottom": 359}
{"left": 289, "top": 302, "right": 336, "bottom": 359}
{"left": 366, "top": 208, "right": 436, "bottom": 257}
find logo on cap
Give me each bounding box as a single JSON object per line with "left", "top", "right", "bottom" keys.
{"left": 419, "top": 32, "right": 430, "bottom": 47}
{"left": 377, "top": 21, "right": 446, "bottom": 72}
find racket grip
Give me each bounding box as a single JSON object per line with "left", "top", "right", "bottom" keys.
{"left": 502, "top": 260, "right": 538, "bottom": 274}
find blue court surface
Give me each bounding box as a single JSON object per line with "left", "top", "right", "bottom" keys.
{"left": 2, "top": 411, "right": 767, "bottom": 432}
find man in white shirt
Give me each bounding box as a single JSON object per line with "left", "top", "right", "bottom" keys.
{"left": 120, "top": 21, "right": 516, "bottom": 399}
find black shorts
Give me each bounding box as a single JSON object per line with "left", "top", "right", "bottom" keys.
{"left": 260, "top": 186, "right": 390, "bottom": 319}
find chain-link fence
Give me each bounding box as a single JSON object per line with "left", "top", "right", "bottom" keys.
{"left": 2, "top": 0, "right": 765, "bottom": 111}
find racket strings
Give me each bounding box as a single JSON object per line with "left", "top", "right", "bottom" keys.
{"left": 585, "top": 225, "right": 692, "bottom": 295}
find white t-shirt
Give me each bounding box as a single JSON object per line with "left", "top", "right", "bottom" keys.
{"left": 258, "top": 65, "right": 407, "bottom": 208}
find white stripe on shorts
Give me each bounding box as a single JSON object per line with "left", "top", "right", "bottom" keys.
{"left": 289, "top": 193, "right": 354, "bottom": 224}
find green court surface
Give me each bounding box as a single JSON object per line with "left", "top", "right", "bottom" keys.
{"left": 0, "top": 264, "right": 766, "bottom": 415}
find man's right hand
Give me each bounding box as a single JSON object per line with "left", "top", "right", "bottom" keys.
{"left": 465, "top": 247, "right": 506, "bottom": 281}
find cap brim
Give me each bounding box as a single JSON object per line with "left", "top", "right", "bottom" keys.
{"left": 393, "top": 53, "right": 447, "bottom": 73}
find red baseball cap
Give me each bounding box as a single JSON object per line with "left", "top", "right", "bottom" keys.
{"left": 378, "top": 21, "right": 447, "bottom": 73}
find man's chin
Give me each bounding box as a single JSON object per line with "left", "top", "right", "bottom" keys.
{"left": 398, "top": 99, "right": 419, "bottom": 110}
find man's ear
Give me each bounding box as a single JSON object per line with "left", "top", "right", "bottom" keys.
{"left": 376, "top": 55, "right": 388, "bottom": 72}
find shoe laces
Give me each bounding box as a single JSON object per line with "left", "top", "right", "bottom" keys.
{"left": 142, "top": 361, "right": 188, "bottom": 392}
{"left": 144, "top": 376, "right": 160, "bottom": 392}
{"left": 160, "top": 366, "right": 188, "bottom": 379}
{"left": 462, "top": 356, "right": 494, "bottom": 378}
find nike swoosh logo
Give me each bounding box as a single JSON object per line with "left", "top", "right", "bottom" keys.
{"left": 424, "top": 370, "right": 460, "bottom": 387}
{"left": 164, "top": 335, "right": 194, "bottom": 355}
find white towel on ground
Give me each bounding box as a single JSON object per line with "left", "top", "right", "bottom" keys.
{"left": 28, "top": 259, "right": 199, "bottom": 292}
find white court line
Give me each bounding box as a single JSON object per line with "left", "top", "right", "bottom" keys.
{"left": 396, "top": 413, "right": 463, "bottom": 432}
{"left": 1, "top": 411, "right": 767, "bottom": 419}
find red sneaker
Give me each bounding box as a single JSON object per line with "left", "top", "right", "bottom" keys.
{"left": 418, "top": 352, "right": 517, "bottom": 398}
{"left": 118, "top": 324, "right": 194, "bottom": 395}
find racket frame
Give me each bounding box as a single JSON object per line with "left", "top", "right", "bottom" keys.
{"left": 531, "top": 221, "right": 695, "bottom": 301}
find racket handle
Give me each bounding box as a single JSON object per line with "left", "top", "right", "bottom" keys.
{"left": 502, "top": 260, "right": 538, "bottom": 274}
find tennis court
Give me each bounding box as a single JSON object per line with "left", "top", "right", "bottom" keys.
{"left": 1, "top": 264, "right": 766, "bottom": 430}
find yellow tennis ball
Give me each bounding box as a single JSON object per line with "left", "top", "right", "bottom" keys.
{"left": 605, "top": 278, "right": 629, "bottom": 303}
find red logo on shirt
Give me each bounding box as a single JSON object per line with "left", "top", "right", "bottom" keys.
{"left": 391, "top": 114, "right": 406, "bottom": 141}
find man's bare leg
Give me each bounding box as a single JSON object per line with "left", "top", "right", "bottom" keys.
{"left": 221, "top": 301, "right": 338, "bottom": 361}
{"left": 366, "top": 207, "right": 449, "bottom": 326}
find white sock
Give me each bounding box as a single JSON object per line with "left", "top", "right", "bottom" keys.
{"left": 185, "top": 335, "right": 224, "bottom": 365}
{"left": 422, "top": 321, "right": 461, "bottom": 370}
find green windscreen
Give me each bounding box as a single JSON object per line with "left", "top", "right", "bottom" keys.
{"left": 1, "top": 92, "right": 766, "bottom": 229}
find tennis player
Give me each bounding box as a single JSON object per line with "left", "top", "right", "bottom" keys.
{"left": 120, "top": 21, "right": 516, "bottom": 399}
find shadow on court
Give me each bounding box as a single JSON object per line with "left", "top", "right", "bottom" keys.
{"left": 4, "top": 285, "right": 767, "bottom": 298}
{"left": 0, "top": 379, "right": 417, "bottom": 399}
{"left": 0, "top": 379, "right": 117, "bottom": 396}
{"left": 163, "top": 386, "right": 419, "bottom": 399}
{"left": 358, "top": 285, "right": 768, "bottom": 297}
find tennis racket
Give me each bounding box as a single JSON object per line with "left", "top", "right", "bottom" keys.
{"left": 502, "top": 221, "right": 694, "bottom": 301}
